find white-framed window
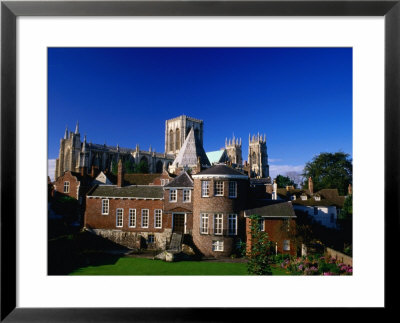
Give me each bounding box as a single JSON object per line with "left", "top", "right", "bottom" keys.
{"left": 116, "top": 208, "right": 123, "bottom": 228}
{"left": 214, "top": 213, "right": 223, "bottom": 235}
{"left": 212, "top": 240, "right": 224, "bottom": 252}
{"left": 169, "top": 189, "right": 177, "bottom": 202}
{"left": 259, "top": 219, "right": 265, "bottom": 231}
{"left": 101, "top": 199, "right": 109, "bottom": 215}
{"left": 129, "top": 209, "right": 136, "bottom": 228}
{"left": 228, "top": 214, "right": 237, "bottom": 235}
{"left": 201, "top": 181, "right": 210, "bottom": 197}
{"left": 291, "top": 195, "right": 296, "bottom": 201}
{"left": 301, "top": 194, "right": 307, "bottom": 201}
{"left": 283, "top": 239, "right": 291, "bottom": 251}
{"left": 63, "top": 181, "right": 70, "bottom": 193}
{"left": 161, "top": 179, "right": 165, "bottom": 186}
{"left": 154, "top": 209, "right": 162, "bottom": 228}
{"left": 141, "top": 209, "right": 149, "bottom": 228}
{"left": 229, "top": 181, "right": 237, "bottom": 198}
{"left": 183, "top": 189, "right": 191, "bottom": 202}
{"left": 214, "top": 181, "right": 224, "bottom": 196}
{"left": 200, "top": 213, "right": 209, "bottom": 234}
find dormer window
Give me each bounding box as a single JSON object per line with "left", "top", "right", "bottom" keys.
{"left": 314, "top": 195, "right": 321, "bottom": 201}
{"left": 301, "top": 194, "right": 307, "bottom": 201}
{"left": 291, "top": 195, "right": 296, "bottom": 201}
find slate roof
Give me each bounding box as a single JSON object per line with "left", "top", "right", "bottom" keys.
{"left": 172, "top": 128, "right": 210, "bottom": 168}
{"left": 87, "top": 185, "right": 164, "bottom": 199}
{"left": 277, "top": 187, "right": 345, "bottom": 208}
{"left": 164, "top": 171, "right": 193, "bottom": 188}
{"left": 194, "top": 164, "right": 248, "bottom": 177}
{"left": 245, "top": 202, "right": 296, "bottom": 218}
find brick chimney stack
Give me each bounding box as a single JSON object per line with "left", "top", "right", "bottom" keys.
{"left": 91, "top": 165, "right": 95, "bottom": 178}
{"left": 348, "top": 183, "right": 352, "bottom": 195}
{"left": 117, "top": 159, "right": 124, "bottom": 188}
{"left": 308, "top": 177, "right": 313, "bottom": 195}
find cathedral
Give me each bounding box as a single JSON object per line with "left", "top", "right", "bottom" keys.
{"left": 55, "top": 115, "right": 269, "bottom": 180}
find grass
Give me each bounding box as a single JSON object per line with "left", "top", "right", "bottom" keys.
{"left": 70, "top": 257, "right": 292, "bottom": 275}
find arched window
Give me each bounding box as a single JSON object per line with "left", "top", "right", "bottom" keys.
{"left": 175, "top": 128, "right": 180, "bottom": 150}
{"left": 169, "top": 130, "right": 174, "bottom": 151}
{"left": 252, "top": 152, "right": 257, "bottom": 164}
{"left": 156, "top": 160, "right": 163, "bottom": 173}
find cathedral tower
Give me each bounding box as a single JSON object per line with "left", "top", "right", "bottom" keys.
{"left": 165, "top": 115, "right": 203, "bottom": 156}
{"left": 248, "top": 133, "right": 269, "bottom": 178}
{"left": 225, "top": 135, "right": 242, "bottom": 165}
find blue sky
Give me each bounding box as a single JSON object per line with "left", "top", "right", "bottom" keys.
{"left": 48, "top": 48, "right": 352, "bottom": 181}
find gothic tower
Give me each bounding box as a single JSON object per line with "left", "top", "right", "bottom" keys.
{"left": 248, "top": 132, "right": 269, "bottom": 178}
{"left": 165, "top": 115, "right": 203, "bottom": 156}
{"left": 225, "top": 135, "right": 242, "bottom": 165}
{"left": 55, "top": 121, "right": 82, "bottom": 179}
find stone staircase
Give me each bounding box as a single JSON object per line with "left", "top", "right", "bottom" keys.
{"left": 168, "top": 232, "right": 183, "bottom": 252}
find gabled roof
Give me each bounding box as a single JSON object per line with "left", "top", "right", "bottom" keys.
{"left": 193, "top": 164, "right": 248, "bottom": 177}
{"left": 245, "top": 202, "right": 296, "bottom": 218}
{"left": 206, "top": 149, "right": 228, "bottom": 164}
{"left": 88, "top": 185, "right": 163, "bottom": 199}
{"left": 164, "top": 171, "right": 193, "bottom": 188}
{"left": 172, "top": 128, "right": 210, "bottom": 168}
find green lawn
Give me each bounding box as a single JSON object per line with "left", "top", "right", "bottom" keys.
{"left": 69, "top": 257, "right": 291, "bottom": 275}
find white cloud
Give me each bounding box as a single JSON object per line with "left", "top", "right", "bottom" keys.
{"left": 269, "top": 164, "right": 304, "bottom": 181}
{"left": 48, "top": 159, "right": 56, "bottom": 181}
{"left": 268, "top": 158, "right": 283, "bottom": 163}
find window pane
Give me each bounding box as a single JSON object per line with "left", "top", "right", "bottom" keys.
{"left": 214, "top": 214, "right": 223, "bottom": 235}
{"left": 129, "top": 209, "right": 136, "bottom": 227}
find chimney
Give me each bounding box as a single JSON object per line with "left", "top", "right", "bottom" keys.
{"left": 308, "top": 177, "right": 313, "bottom": 195}
{"left": 80, "top": 166, "right": 86, "bottom": 177}
{"left": 117, "top": 159, "right": 124, "bottom": 187}
{"left": 348, "top": 183, "right": 352, "bottom": 195}
{"left": 197, "top": 156, "right": 201, "bottom": 172}
{"left": 91, "top": 165, "right": 95, "bottom": 177}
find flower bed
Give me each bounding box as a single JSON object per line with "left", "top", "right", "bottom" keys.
{"left": 279, "top": 254, "right": 353, "bottom": 275}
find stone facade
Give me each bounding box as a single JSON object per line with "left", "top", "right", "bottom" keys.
{"left": 165, "top": 115, "right": 204, "bottom": 156}
{"left": 248, "top": 133, "right": 269, "bottom": 178}
{"left": 225, "top": 135, "right": 242, "bottom": 165}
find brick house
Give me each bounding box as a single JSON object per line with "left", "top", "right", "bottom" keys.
{"left": 163, "top": 171, "right": 194, "bottom": 236}
{"left": 191, "top": 165, "right": 249, "bottom": 258}
{"left": 245, "top": 202, "right": 297, "bottom": 256}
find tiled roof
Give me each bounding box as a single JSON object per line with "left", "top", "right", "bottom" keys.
{"left": 164, "top": 171, "right": 193, "bottom": 188}
{"left": 245, "top": 202, "right": 296, "bottom": 218}
{"left": 123, "top": 174, "right": 162, "bottom": 185}
{"left": 88, "top": 185, "right": 164, "bottom": 199}
{"left": 194, "top": 164, "right": 248, "bottom": 177}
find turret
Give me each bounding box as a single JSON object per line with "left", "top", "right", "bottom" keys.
{"left": 75, "top": 121, "right": 79, "bottom": 134}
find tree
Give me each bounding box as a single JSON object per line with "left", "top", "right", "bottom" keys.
{"left": 339, "top": 194, "right": 352, "bottom": 220}
{"left": 244, "top": 214, "right": 273, "bottom": 275}
{"left": 302, "top": 152, "right": 352, "bottom": 196}
{"left": 275, "top": 174, "right": 295, "bottom": 188}
{"left": 134, "top": 160, "right": 149, "bottom": 173}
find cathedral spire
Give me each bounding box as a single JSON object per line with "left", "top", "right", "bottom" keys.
{"left": 75, "top": 121, "right": 79, "bottom": 134}
{"left": 64, "top": 126, "right": 68, "bottom": 139}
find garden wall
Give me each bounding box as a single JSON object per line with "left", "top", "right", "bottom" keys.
{"left": 325, "top": 247, "right": 352, "bottom": 266}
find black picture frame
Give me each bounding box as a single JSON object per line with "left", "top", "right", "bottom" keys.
{"left": 1, "top": 0, "right": 397, "bottom": 321}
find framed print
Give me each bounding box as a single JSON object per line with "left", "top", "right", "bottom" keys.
{"left": 1, "top": 0, "right": 398, "bottom": 321}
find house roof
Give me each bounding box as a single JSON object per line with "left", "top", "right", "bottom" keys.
{"left": 206, "top": 149, "right": 227, "bottom": 164}
{"left": 172, "top": 127, "right": 210, "bottom": 168}
{"left": 245, "top": 202, "right": 296, "bottom": 218}
{"left": 123, "top": 174, "right": 162, "bottom": 185}
{"left": 193, "top": 164, "right": 248, "bottom": 177}
{"left": 87, "top": 185, "right": 164, "bottom": 199}
{"left": 164, "top": 171, "right": 193, "bottom": 188}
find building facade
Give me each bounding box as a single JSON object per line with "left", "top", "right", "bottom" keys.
{"left": 248, "top": 133, "right": 269, "bottom": 178}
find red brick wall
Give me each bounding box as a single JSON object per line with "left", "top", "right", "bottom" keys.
{"left": 84, "top": 197, "right": 169, "bottom": 232}
{"left": 53, "top": 172, "right": 80, "bottom": 200}
{"left": 245, "top": 217, "right": 297, "bottom": 256}
{"left": 163, "top": 188, "right": 194, "bottom": 233}
{"left": 192, "top": 177, "right": 249, "bottom": 257}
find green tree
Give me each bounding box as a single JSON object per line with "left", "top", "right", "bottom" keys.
{"left": 339, "top": 194, "right": 352, "bottom": 220}
{"left": 302, "top": 152, "right": 352, "bottom": 196}
{"left": 275, "top": 174, "right": 295, "bottom": 188}
{"left": 124, "top": 160, "right": 135, "bottom": 174}
{"left": 244, "top": 214, "right": 273, "bottom": 275}
{"left": 134, "top": 160, "right": 149, "bottom": 173}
